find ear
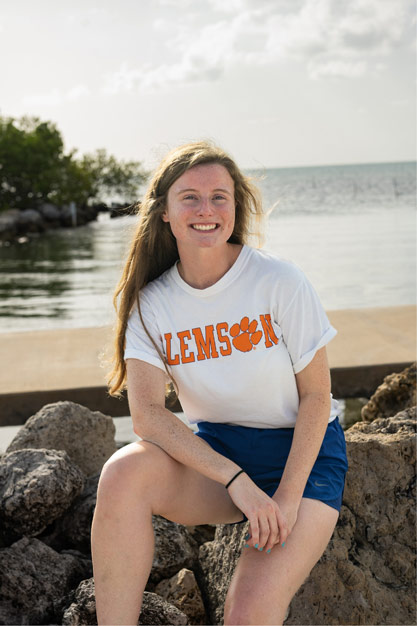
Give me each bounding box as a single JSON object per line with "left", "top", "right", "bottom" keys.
{"left": 161, "top": 210, "right": 169, "bottom": 223}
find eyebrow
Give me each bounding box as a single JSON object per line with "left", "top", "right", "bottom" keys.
{"left": 176, "top": 187, "right": 232, "bottom": 195}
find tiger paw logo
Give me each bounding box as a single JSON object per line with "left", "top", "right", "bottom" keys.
{"left": 230, "top": 316, "right": 263, "bottom": 352}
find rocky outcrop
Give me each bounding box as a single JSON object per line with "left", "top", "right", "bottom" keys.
{"left": 149, "top": 515, "right": 200, "bottom": 585}
{"left": 7, "top": 400, "right": 116, "bottom": 476}
{"left": 0, "top": 537, "right": 91, "bottom": 625}
{"left": 0, "top": 202, "right": 100, "bottom": 243}
{"left": 154, "top": 568, "right": 206, "bottom": 625}
{"left": 62, "top": 578, "right": 189, "bottom": 625}
{"left": 40, "top": 474, "right": 100, "bottom": 554}
{"left": 0, "top": 447, "right": 85, "bottom": 541}
{"left": 361, "top": 361, "right": 416, "bottom": 422}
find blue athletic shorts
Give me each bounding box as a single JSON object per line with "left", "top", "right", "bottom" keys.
{"left": 194, "top": 416, "right": 348, "bottom": 524}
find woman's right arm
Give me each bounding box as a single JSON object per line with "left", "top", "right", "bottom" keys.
{"left": 126, "top": 357, "right": 245, "bottom": 487}
{"left": 125, "top": 358, "right": 288, "bottom": 550}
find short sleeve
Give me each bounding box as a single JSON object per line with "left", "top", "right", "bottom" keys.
{"left": 278, "top": 273, "right": 337, "bottom": 374}
{"left": 124, "top": 294, "right": 167, "bottom": 374}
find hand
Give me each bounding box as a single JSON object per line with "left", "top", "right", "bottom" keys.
{"left": 270, "top": 488, "right": 301, "bottom": 542}
{"left": 227, "top": 473, "right": 288, "bottom": 553}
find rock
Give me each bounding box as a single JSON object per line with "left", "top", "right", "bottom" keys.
{"left": 154, "top": 568, "right": 207, "bottom": 624}
{"left": 148, "top": 515, "right": 199, "bottom": 585}
{"left": 17, "top": 208, "right": 45, "bottom": 233}
{"left": 185, "top": 523, "right": 216, "bottom": 546}
{"left": 198, "top": 523, "right": 248, "bottom": 624}
{"left": 139, "top": 591, "right": 189, "bottom": 625}
{"left": 40, "top": 475, "right": 99, "bottom": 555}
{"left": 0, "top": 536, "right": 91, "bottom": 625}
{"left": 38, "top": 201, "right": 61, "bottom": 223}
{"left": 61, "top": 578, "right": 97, "bottom": 626}
{"left": 62, "top": 577, "right": 189, "bottom": 625}
{"left": 0, "top": 209, "right": 19, "bottom": 241}
{"left": 198, "top": 408, "right": 416, "bottom": 626}
{"left": 7, "top": 400, "right": 117, "bottom": 476}
{"left": 0, "top": 447, "right": 85, "bottom": 540}
{"left": 285, "top": 407, "right": 416, "bottom": 625}
{"left": 361, "top": 362, "right": 416, "bottom": 422}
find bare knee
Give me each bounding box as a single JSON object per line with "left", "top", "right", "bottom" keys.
{"left": 224, "top": 597, "right": 287, "bottom": 626}
{"left": 224, "top": 584, "right": 291, "bottom": 626}
{"left": 96, "top": 442, "right": 157, "bottom": 505}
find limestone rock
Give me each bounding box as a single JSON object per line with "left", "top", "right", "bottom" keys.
{"left": 0, "top": 209, "right": 19, "bottom": 240}
{"left": 361, "top": 362, "right": 416, "bottom": 422}
{"left": 286, "top": 408, "right": 416, "bottom": 625}
{"left": 40, "top": 474, "right": 99, "bottom": 555}
{"left": 140, "top": 590, "right": 189, "bottom": 625}
{"left": 199, "top": 409, "right": 416, "bottom": 626}
{"left": 62, "top": 577, "right": 189, "bottom": 625}
{"left": 149, "top": 515, "right": 199, "bottom": 585}
{"left": 7, "top": 400, "right": 117, "bottom": 476}
{"left": 0, "top": 447, "right": 85, "bottom": 540}
{"left": 185, "top": 523, "right": 216, "bottom": 546}
{"left": 38, "top": 202, "right": 61, "bottom": 223}
{"left": 0, "top": 537, "right": 91, "bottom": 625}
{"left": 198, "top": 523, "right": 248, "bottom": 624}
{"left": 17, "top": 208, "right": 44, "bottom": 233}
{"left": 154, "top": 568, "right": 207, "bottom": 624}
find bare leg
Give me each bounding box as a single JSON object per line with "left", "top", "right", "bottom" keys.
{"left": 91, "top": 440, "right": 244, "bottom": 625}
{"left": 223, "top": 498, "right": 339, "bottom": 625}
{"left": 91, "top": 449, "right": 156, "bottom": 625}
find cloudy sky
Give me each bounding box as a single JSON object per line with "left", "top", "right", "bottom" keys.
{"left": 1, "top": 0, "right": 415, "bottom": 169}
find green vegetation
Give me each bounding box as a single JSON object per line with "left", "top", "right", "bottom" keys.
{"left": 0, "top": 115, "right": 147, "bottom": 211}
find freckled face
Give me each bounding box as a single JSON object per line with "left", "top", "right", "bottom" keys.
{"left": 163, "top": 163, "right": 236, "bottom": 252}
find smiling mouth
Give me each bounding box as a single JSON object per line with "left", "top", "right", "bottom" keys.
{"left": 191, "top": 224, "right": 219, "bottom": 231}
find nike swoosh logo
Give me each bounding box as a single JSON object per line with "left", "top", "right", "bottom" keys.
{"left": 314, "top": 481, "right": 328, "bottom": 487}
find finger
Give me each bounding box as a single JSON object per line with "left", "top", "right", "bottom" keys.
{"left": 256, "top": 515, "right": 271, "bottom": 551}
{"left": 264, "top": 506, "right": 280, "bottom": 553}
{"left": 247, "top": 516, "right": 260, "bottom": 549}
{"left": 274, "top": 505, "right": 288, "bottom": 546}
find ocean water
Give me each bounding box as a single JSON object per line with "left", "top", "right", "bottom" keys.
{"left": 0, "top": 160, "right": 415, "bottom": 333}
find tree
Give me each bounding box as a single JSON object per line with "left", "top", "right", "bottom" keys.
{"left": 0, "top": 115, "right": 147, "bottom": 211}
{"left": 79, "top": 149, "right": 148, "bottom": 205}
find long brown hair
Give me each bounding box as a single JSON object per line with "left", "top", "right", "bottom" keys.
{"left": 106, "top": 140, "right": 266, "bottom": 399}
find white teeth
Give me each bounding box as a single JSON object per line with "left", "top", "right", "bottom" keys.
{"left": 192, "top": 224, "right": 217, "bottom": 231}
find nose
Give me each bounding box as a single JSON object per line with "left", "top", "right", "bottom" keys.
{"left": 196, "top": 197, "right": 214, "bottom": 215}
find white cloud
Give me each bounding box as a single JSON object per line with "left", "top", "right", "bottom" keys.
{"left": 22, "top": 85, "right": 90, "bottom": 108}
{"left": 103, "top": 0, "right": 414, "bottom": 93}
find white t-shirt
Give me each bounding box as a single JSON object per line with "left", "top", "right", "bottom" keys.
{"left": 124, "top": 244, "right": 339, "bottom": 429}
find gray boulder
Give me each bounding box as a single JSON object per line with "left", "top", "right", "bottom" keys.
{"left": 62, "top": 577, "right": 189, "bottom": 625}
{"left": 7, "top": 400, "right": 117, "bottom": 476}
{"left": 17, "top": 208, "right": 44, "bottom": 233}
{"left": 0, "top": 209, "right": 19, "bottom": 241}
{"left": 154, "top": 567, "right": 207, "bottom": 625}
{"left": 149, "top": 515, "right": 199, "bottom": 586}
{"left": 40, "top": 474, "right": 99, "bottom": 555}
{"left": 0, "top": 447, "right": 85, "bottom": 539}
{"left": 38, "top": 202, "right": 61, "bottom": 223}
{"left": 0, "top": 537, "right": 91, "bottom": 625}
{"left": 361, "top": 362, "right": 416, "bottom": 422}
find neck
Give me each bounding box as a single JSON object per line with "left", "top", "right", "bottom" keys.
{"left": 177, "top": 243, "right": 243, "bottom": 289}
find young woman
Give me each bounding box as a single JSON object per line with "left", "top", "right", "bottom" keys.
{"left": 91, "top": 141, "right": 348, "bottom": 625}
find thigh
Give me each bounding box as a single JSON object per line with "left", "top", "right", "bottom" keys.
{"left": 224, "top": 498, "right": 339, "bottom": 625}
{"left": 98, "top": 439, "right": 245, "bottom": 526}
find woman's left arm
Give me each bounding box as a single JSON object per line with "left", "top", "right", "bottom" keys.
{"left": 272, "top": 345, "right": 331, "bottom": 535}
